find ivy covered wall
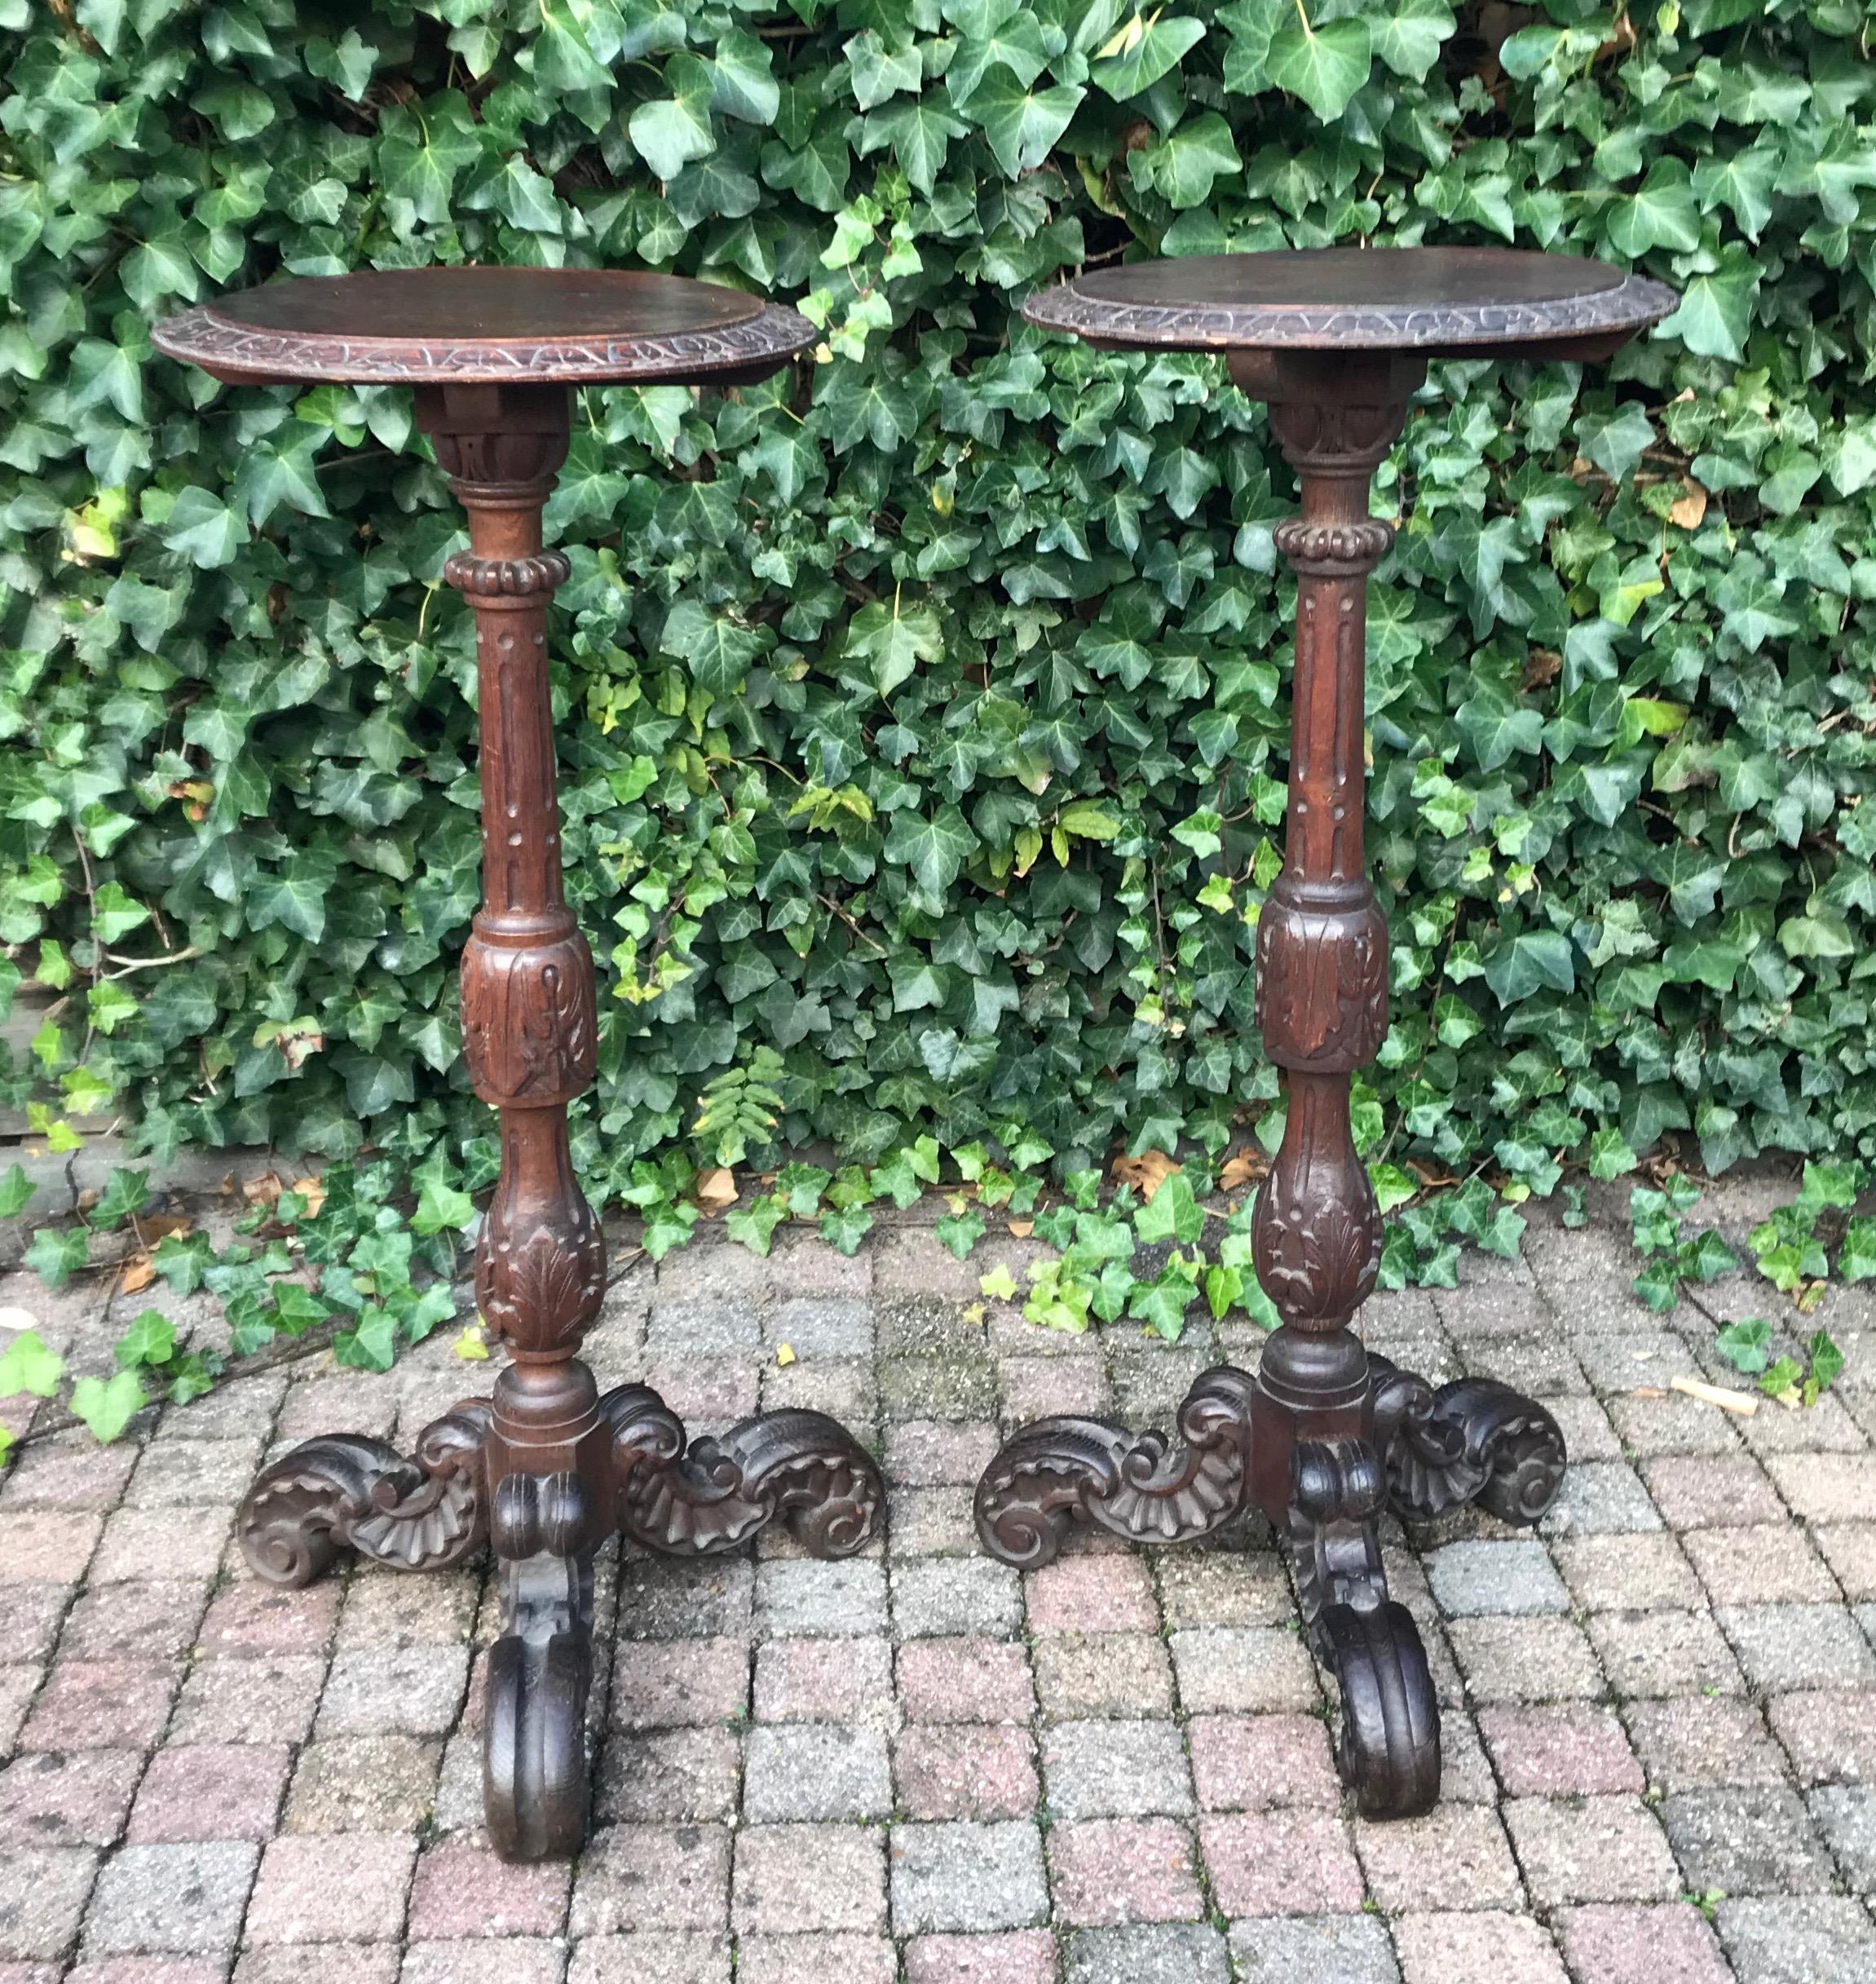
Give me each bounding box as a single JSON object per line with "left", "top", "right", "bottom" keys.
{"left": 1, "top": 0, "right": 1873, "bottom": 1206}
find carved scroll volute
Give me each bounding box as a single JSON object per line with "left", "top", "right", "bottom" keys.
{"left": 417, "top": 382, "right": 604, "bottom": 1367}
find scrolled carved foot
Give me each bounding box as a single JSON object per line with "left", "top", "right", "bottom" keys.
{"left": 973, "top": 1368, "right": 1256, "bottom": 1570}
{"left": 1286, "top": 1434, "right": 1440, "bottom": 1818}
{"left": 483, "top": 1479, "right": 595, "bottom": 1862}
{"left": 1372, "top": 1355, "right": 1567, "bottom": 1527}
{"left": 602, "top": 1387, "right": 885, "bottom": 1559}
{"left": 1320, "top": 1600, "right": 1441, "bottom": 1818}
{"left": 238, "top": 1403, "right": 493, "bottom": 1588}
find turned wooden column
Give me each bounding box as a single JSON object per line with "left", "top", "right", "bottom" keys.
{"left": 418, "top": 382, "right": 611, "bottom": 1520}
{"left": 1239, "top": 352, "right": 1423, "bottom": 1522}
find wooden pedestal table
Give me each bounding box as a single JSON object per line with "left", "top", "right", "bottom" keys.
{"left": 973, "top": 248, "right": 1675, "bottom": 1818}
{"left": 152, "top": 269, "right": 885, "bottom": 1861}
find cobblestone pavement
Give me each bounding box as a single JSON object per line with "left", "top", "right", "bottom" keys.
{"left": 5, "top": 1186, "right": 1876, "bottom": 1983}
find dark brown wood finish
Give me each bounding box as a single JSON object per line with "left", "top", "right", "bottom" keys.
{"left": 976, "top": 249, "right": 1674, "bottom": 1818}
{"left": 160, "top": 271, "right": 877, "bottom": 1863}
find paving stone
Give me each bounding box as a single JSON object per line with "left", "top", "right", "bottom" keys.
{"left": 1477, "top": 1704, "right": 1643, "bottom": 1796}
{"left": 757, "top": 1558, "right": 889, "bottom": 1638}
{"left": 734, "top": 1931, "right": 895, "bottom": 1984}
{"left": 64, "top": 1582, "right": 214, "bottom": 1666}
{"left": 889, "top": 1485, "right": 979, "bottom": 1559}
{"left": 1605, "top": 1390, "right": 1741, "bottom": 1457}
{"left": 166, "top": 1652, "right": 318, "bottom": 1744}
{"left": 401, "top": 1942, "right": 568, "bottom": 1984}
{"left": 1714, "top": 1896, "right": 1876, "bottom": 1984}
{"left": 1662, "top": 1785, "right": 1838, "bottom": 1897}
{"left": 886, "top": 1421, "right": 1001, "bottom": 1488}
{"left": 1504, "top": 1792, "right": 1680, "bottom": 1907}
{"left": 734, "top": 1823, "right": 885, "bottom": 1934}
{"left": 281, "top": 1734, "right": 440, "bottom": 1834}
{"left": 1682, "top": 1522, "right": 1841, "bottom": 1606}
{"left": 1150, "top": 1545, "right": 1291, "bottom": 1628}
{"left": 616, "top": 1555, "right": 753, "bottom": 1642}
{"left": 1808, "top": 1783, "right": 1876, "bottom": 1886}
{"left": 744, "top": 1723, "right": 891, "bottom": 1822}
{"left": 0, "top": 1437, "right": 139, "bottom": 1511}
{"left": 335, "top": 1571, "right": 479, "bottom": 1650}
{"left": 1588, "top": 1608, "right": 1745, "bottom": 1699}
{"left": 1539, "top": 1462, "right": 1663, "bottom": 1537}
{"left": 1719, "top": 1602, "right": 1876, "bottom": 1690}
{"left": 406, "top": 1840, "right": 571, "bottom": 1938}
{"left": 1024, "top": 1553, "right": 1159, "bottom": 1633}
{"left": 1354, "top": 1801, "right": 1522, "bottom": 1912}
{"left": 1625, "top": 1696, "right": 1792, "bottom": 1793}
{"left": 752, "top": 1635, "right": 891, "bottom": 1724}
{"left": 996, "top": 1356, "right": 1111, "bottom": 1421}
{"left": 1063, "top": 1924, "right": 1231, "bottom": 1984}
{"left": 898, "top": 1637, "right": 1034, "bottom": 1724}
{"left": 124, "top": 1440, "right": 259, "bottom": 1510}
{"left": 611, "top": 1637, "right": 748, "bottom": 1730}
{"left": 1201, "top": 1809, "right": 1364, "bottom": 1916}
{"left": 1446, "top": 1616, "right": 1602, "bottom": 1703}
{"left": 1186, "top": 1712, "right": 1338, "bottom": 1810}
{"left": 903, "top": 1929, "right": 1057, "bottom": 1984}
{"left": 880, "top": 1359, "right": 1000, "bottom": 1422}
{"left": 594, "top": 1729, "right": 739, "bottom": 1824}
{"left": 1768, "top": 1689, "right": 1876, "bottom": 1785}
{"left": 646, "top": 1297, "right": 761, "bottom": 1354}
{"left": 6, "top": 1582, "right": 68, "bottom": 1664}
{"left": 564, "top": 1929, "right": 731, "bottom": 1983}
{"left": 1763, "top": 1451, "right": 1876, "bottom": 1525}
{"left": 1229, "top": 1913, "right": 1400, "bottom": 1983}
{"left": 1043, "top": 1719, "right": 1193, "bottom": 1820}
{"left": 126, "top": 1743, "right": 290, "bottom": 1844}
{"left": 894, "top": 1726, "right": 1039, "bottom": 1822}
{"left": 0, "top": 1749, "right": 143, "bottom": 1849}
{"left": 1392, "top": 1911, "right": 1567, "bottom": 1984}
{"left": 192, "top": 1581, "right": 338, "bottom": 1660}
{"left": 1554, "top": 1902, "right": 1732, "bottom": 1984}
{"left": 1426, "top": 1540, "right": 1569, "bottom": 1617}
{"left": 315, "top": 1645, "right": 469, "bottom": 1738}
{"left": 1813, "top": 1522, "right": 1876, "bottom": 1602}
{"left": 0, "top": 1664, "right": 38, "bottom": 1753}
{"left": 892, "top": 1558, "right": 1022, "bottom": 1638}
{"left": 1033, "top": 1631, "right": 1173, "bottom": 1717}
{"left": 244, "top": 1831, "right": 415, "bottom": 1943}
{"left": 1168, "top": 1626, "right": 1318, "bottom": 1713}
{"left": 0, "top": 1844, "right": 96, "bottom": 1960}
{"left": 1640, "top": 1456, "right": 1784, "bottom": 1530}
{"left": 1047, "top": 1817, "right": 1206, "bottom": 1925}
{"left": 84, "top": 1841, "right": 257, "bottom": 1955}
{"left": 89, "top": 1508, "right": 231, "bottom": 1585}
{"left": 20, "top": 1659, "right": 176, "bottom": 1752}
{"left": 71, "top": 1957, "right": 234, "bottom": 1984}
{"left": 1434, "top": 1284, "right": 1550, "bottom": 1338}
{"left": 0, "top": 1509, "right": 104, "bottom": 1584}
{"left": 569, "top": 1824, "right": 732, "bottom": 1935}
{"left": 889, "top": 1820, "right": 1047, "bottom": 1934}
{"left": 1551, "top": 1534, "right": 1703, "bottom": 1612}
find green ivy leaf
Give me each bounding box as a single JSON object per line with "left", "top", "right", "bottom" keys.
{"left": 68, "top": 1368, "right": 147, "bottom": 1441}
{"left": 0, "top": 1328, "right": 63, "bottom": 1399}
{"left": 1088, "top": 12, "right": 1206, "bottom": 99}
{"left": 959, "top": 71, "right": 1085, "bottom": 178}
{"left": 113, "top": 1308, "right": 175, "bottom": 1369}
{"left": 1265, "top": 11, "right": 1372, "bottom": 122}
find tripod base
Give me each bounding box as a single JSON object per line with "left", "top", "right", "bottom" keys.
{"left": 973, "top": 1352, "right": 1564, "bottom": 1818}
{"left": 240, "top": 1363, "right": 883, "bottom": 1859}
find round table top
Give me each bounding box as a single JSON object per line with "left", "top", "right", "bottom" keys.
{"left": 1023, "top": 248, "right": 1677, "bottom": 354}
{"left": 152, "top": 267, "right": 816, "bottom": 387}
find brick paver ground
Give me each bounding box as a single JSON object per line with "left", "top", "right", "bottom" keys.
{"left": 4, "top": 1185, "right": 1876, "bottom": 1981}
